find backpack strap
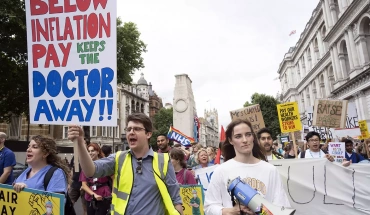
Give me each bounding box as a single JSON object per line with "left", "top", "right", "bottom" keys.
{"left": 44, "top": 166, "right": 59, "bottom": 191}
{"left": 300, "top": 150, "right": 306, "bottom": 158}
{"left": 183, "top": 169, "right": 187, "bottom": 185}
{"left": 355, "top": 153, "right": 360, "bottom": 162}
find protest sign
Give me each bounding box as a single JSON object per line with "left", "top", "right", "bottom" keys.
{"left": 270, "top": 159, "right": 370, "bottom": 215}
{"left": 0, "top": 184, "right": 64, "bottom": 215}
{"left": 328, "top": 142, "right": 345, "bottom": 162}
{"left": 359, "top": 120, "right": 369, "bottom": 139}
{"left": 167, "top": 126, "right": 195, "bottom": 147}
{"left": 25, "top": 0, "right": 117, "bottom": 126}
{"left": 277, "top": 102, "right": 302, "bottom": 133}
{"left": 180, "top": 185, "right": 205, "bottom": 215}
{"left": 312, "top": 99, "right": 348, "bottom": 128}
{"left": 194, "top": 165, "right": 219, "bottom": 193}
{"left": 230, "top": 104, "right": 265, "bottom": 132}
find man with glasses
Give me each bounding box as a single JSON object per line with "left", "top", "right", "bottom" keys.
{"left": 257, "top": 128, "right": 283, "bottom": 160}
{"left": 299, "top": 131, "right": 334, "bottom": 161}
{"left": 68, "top": 113, "right": 183, "bottom": 215}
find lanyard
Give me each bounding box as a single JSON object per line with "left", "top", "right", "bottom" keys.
{"left": 309, "top": 150, "right": 321, "bottom": 158}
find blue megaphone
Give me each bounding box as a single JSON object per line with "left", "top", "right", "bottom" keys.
{"left": 228, "top": 177, "right": 296, "bottom": 215}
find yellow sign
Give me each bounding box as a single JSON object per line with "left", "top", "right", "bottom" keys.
{"left": 359, "top": 120, "right": 369, "bottom": 139}
{"left": 180, "top": 185, "right": 204, "bottom": 215}
{"left": 277, "top": 102, "right": 302, "bottom": 133}
{"left": 0, "top": 184, "right": 64, "bottom": 215}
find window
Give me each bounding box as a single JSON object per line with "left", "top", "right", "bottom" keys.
{"left": 115, "top": 126, "right": 120, "bottom": 138}
{"left": 117, "top": 108, "right": 120, "bottom": 119}
{"left": 108, "top": 127, "right": 113, "bottom": 137}
{"left": 91, "top": 126, "right": 97, "bottom": 137}
{"left": 102, "top": 127, "right": 107, "bottom": 137}
{"left": 63, "top": 126, "right": 69, "bottom": 139}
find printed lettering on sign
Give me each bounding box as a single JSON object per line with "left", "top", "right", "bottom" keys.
{"left": 229, "top": 104, "right": 266, "bottom": 132}
{"left": 312, "top": 100, "right": 348, "bottom": 129}
{"left": 328, "top": 142, "right": 345, "bottom": 163}
{"left": 277, "top": 102, "right": 302, "bottom": 133}
{"left": 25, "top": 0, "right": 117, "bottom": 126}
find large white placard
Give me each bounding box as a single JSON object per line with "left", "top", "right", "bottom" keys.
{"left": 25, "top": 0, "right": 117, "bottom": 125}
{"left": 271, "top": 159, "right": 370, "bottom": 215}
{"left": 194, "top": 165, "right": 219, "bottom": 193}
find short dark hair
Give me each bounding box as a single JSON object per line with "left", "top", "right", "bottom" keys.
{"left": 257, "top": 128, "right": 272, "bottom": 139}
{"left": 126, "top": 113, "right": 153, "bottom": 133}
{"left": 101, "top": 145, "right": 112, "bottom": 157}
{"left": 305, "top": 131, "right": 321, "bottom": 142}
{"left": 344, "top": 139, "right": 353, "bottom": 145}
{"left": 157, "top": 134, "right": 168, "bottom": 140}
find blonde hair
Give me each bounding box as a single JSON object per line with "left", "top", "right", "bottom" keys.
{"left": 0, "top": 132, "right": 6, "bottom": 139}
{"left": 195, "top": 148, "right": 208, "bottom": 164}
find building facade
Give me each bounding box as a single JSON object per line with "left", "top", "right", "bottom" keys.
{"left": 278, "top": 0, "right": 370, "bottom": 131}
{"left": 198, "top": 109, "right": 219, "bottom": 147}
{"left": 148, "top": 82, "right": 163, "bottom": 121}
{"left": 0, "top": 73, "right": 155, "bottom": 151}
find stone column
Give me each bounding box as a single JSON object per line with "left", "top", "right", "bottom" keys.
{"left": 317, "top": 30, "right": 325, "bottom": 57}
{"left": 337, "top": 0, "right": 343, "bottom": 16}
{"left": 338, "top": 53, "right": 348, "bottom": 78}
{"left": 341, "top": 0, "right": 348, "bottom": 10}
{"left": 344, "top": 32, "right": 354, "bottom": 71}
{"left": 357, "top": 91, "right": 369, "bottom": 120}
{"left": 310, "top": 43, "right": 316, "bottom": 65}
{"left": 324, "top": 0, "right": 333, "bottom": 28}
{"left": 347, "top": 25, "right": 360, "bottom": 68}
{"left": 356, "top": 36, "right": 370, "bottom": 65}
{"left": 321, "top": 0, "right": 332, "bottom": 29}
{"left": 332, "top": 44, "right": 343, "bottom": 79}
{"left": 329, "top": 1, "right": 338, "bottom": 24}
{"left": 304, "top": 52, "right": 310, "bottom": 72}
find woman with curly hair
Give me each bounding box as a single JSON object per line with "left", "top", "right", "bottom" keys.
{"left": 80, "top": 143, "right": 112, "bottom": 215}
{"left": 13, "top": 135, "right": 70, "bottom": 193}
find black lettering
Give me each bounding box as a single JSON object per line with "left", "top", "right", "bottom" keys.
{"left": 11, "top": 193, "right": 17, "bottom": 204}
{"left": 0, "top": 191, "right": 4, "bottom": 202}
{"left": 287, "top": 166, "right": 316, "bottom": 204}
{"left": 10, "top": 207, "right": 15, "bottom": 215}
{"left": 1, "top": 205, "right": 7, "bottom": 215}
{"left": 323, "top": 165, "right": 344, "bottom": 205}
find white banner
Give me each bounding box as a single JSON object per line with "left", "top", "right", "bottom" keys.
{"left": 25, "top": 0, "right": 117, "bottom": 126}
{"left": 194, "top": 165, "right": 219, "bottom": 193}
{"left": 271, "top": 159, "right": 370, "bottom": 215}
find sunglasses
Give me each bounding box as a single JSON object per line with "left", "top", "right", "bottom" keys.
{"left": 136, "top": 159, "right": 143, "bottom": 174}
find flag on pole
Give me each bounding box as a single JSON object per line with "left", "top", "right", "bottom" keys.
{"left": 167, "top": 126, "right": 194, "bottom": 147}
{"left": 289, "top": 30, "right": 296, "bottom": 36}
{"left": 215, "top": 125, "right": 226, "bottom": 164}
{"left": 220, "top": 125, "right": 226, "bottom": 142}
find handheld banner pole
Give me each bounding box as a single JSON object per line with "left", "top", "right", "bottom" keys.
{"left": 290, "top": 132, "right": 298, "bottom": 159}
{"left": 74, "top": 139, "right": 79, "bottom": 171}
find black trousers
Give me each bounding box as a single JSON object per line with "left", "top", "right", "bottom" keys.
{"left": 86, "top": 199, "right": 111, "bottom": 215}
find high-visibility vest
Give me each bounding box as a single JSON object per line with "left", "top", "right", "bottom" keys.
{"left": 111, "top": 151, "right": 180, "bottom": 215}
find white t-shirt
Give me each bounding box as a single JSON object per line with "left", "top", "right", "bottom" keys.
{"left": 266, "top": 154, "right": 273, "bottom": 160}
{"left": 204, "top": 159, "right": 291, "bottom": 215}
{"left": 298, "top": 149, "right": 325, "bottom": 159}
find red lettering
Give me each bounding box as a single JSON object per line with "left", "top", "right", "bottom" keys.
{"left": 55, "top": 18, "right": 63, "bottom": 41}
{"left": 48, "top": 17, "right": 56, "bottom": 41}
{"left": 73, "top": 15, "right": 83, "bottom": 40}
{"left": 30, "top": 0, "right": 48, "bottom": 16}
{"left": 45, "top": 44, "right": 60, "bottom": 68}
{"left": 99, "top": 13, "right": 110, "bottom": 38}
{"left": 93, "top": 0, "right": 108, "bottom": 10}
{"left": 59, "top": 43, "right": 72, "bottom": 67}
{"left": 64, "top": 0, "right": 77, "bottom": 12}
{"left": 31, "top": 20, "right": 36, "bottom": 42}
{"left": 76, "top": 0, "right": 90, "bottom": 12}
{"left": 32, "top": 44, "right": 46, "bottom": 68}
{"left": 49, "top": 0, "right": 63, "bottom": 14}
{"left": 87, "top": 13, "right": 98, "bottom": 38}
{"left": 64, "top": 17, "right": 74, "bottom": 40}
{"left": 36, "top": 19, "right": 49, "bottom": 42}
{"left": 83, "top": 15, "right": 88, "bottom": 39}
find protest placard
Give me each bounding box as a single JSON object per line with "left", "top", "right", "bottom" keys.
{"left": 312, "top": 100, "right": 348, "bottom": 129}
{"left": 328, "top": 142, "right": 345, "bottom": 162}
{"left": 25, "top": 0, "right": 117, "bottom": 126}
{"left": 277, "top": 102, "right": 302, "bottom": 133}
{"left": 194, "top": 165, "right": 218, "bottom": 193}
{"left": 0, "top": 184, "right": 64, "bottom": 215}
{"left": 180, "top": 185, "right": 205, "bottom": 215}
{"left": 359, "top": 120, "right": 369, "bottom": 139}
{"left": 229, "top": 104, "right": 265, "bottom": 132}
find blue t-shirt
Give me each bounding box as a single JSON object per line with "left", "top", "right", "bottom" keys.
{"left": 15, "top": 165, "right": 67, "bottom": 193}
{"left": 0, "top": 147, "right": 16, "bottom": 185}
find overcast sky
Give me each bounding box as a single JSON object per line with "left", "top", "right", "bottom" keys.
{"left": 117, "top": 0, "right": 319, "bottom": 129}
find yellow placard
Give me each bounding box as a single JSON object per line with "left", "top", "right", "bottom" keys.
{"left": 0, "top": 184, "right": 64, "bottom": 215}
{"left": 359, "top": 120, "right": 369, "bottom": 139}
{"left": 277, "top": 102, "right": 302, "bottom": 133}
{"left": 180, "top": 185, "right": 204, "bottom": 215}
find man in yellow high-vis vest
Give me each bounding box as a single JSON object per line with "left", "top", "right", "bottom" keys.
{"left": 68, "top": 113, "right": 184, "bottom": 215}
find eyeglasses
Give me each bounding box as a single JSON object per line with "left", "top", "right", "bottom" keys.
{"left": 125, "top": 127, "right": 146, "bottom": 133}
{"left": 308, "top": 139, "right": 320, "bottom": 143}
{"left": 136, "top": 159, "right": 143, "bottom": 174}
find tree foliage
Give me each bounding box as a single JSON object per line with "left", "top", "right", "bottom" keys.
{"left": 244, "top": 93, "right": 281, "bottom": 138}
{"left": 0, "top": 1, "right": 147, "bottom": 122}
{"left": 150, "top": 108, "right": 173, "bottom": 149}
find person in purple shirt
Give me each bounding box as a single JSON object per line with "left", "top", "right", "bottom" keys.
{"left": 80, "top": 143, "right": 112, "bottom": 215}
{"left": 0, "top": 132, "right": 16, "bottom": 185}
{"left": 13, "top": 135, "right": 69, "bottom": 195}
{"left": 170, "top": 148, "right": 197, "bottom": 185}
